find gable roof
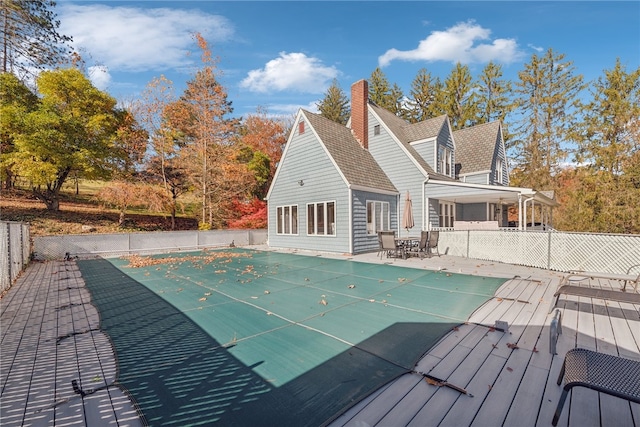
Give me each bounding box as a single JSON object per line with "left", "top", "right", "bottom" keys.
{"left": 453, "top": 121, "right": 502, "bottom": 175}
{"left": 303, "top": 110, "right": 398, "bottom": 194}
{"left": 368, "top": 104, "right": 451, "bottom": 180}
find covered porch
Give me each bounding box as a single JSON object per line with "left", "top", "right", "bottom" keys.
{"left": 424, "top": 180, "right": 559, "bottom": 231}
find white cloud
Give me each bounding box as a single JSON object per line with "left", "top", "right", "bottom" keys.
{"left": 88, "top": 65, "right": 111, "bottom": 90}
{"left": 59, "top": 4, "right": 235, "bottom": 73}
{"left": 240, "top": 52, "right": 339, "bottom": 93}
{"left": 528, "top": 43, "right": 545, "bottom": 53}
{"left": 379, "top": 20, "right": 523, "bottom": 67}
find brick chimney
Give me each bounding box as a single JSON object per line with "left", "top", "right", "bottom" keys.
{"left": 351, "top": 79, "right": 368, "bottom": 149}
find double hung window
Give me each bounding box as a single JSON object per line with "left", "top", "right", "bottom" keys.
{"left": 367, "top": 201, "right": 390, "bottom": 234}
{"left": 276, "top": 205, "right": 298, "bottom": 235}
{"left": 307, "top": 201, "right": 335, "bottom": 235}
{"left": 439, "top": 202, "right": 455, "bottom": 228}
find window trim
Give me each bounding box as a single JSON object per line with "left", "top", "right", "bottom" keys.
{"left": 276, "top": 204, "right": 298, "bottom": 235}
{"left": 306, "top": 201, "right": 336, "bottom": 236}
{"left": 496, "top": 158, "right": 504, "bottom": 184}
{"left": 366, "top": 200, "right": 390, "bottom": 235}
{"left": 439, "top": 201, "right": 455, "bottom": 228}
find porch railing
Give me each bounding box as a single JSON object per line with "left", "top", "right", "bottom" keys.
{"left": 436, "top": 229, "right": 640, "bottom": 275}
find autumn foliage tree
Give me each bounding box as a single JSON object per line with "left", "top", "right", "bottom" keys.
{"left": 3, "top": 68, "right": 132, "bottom": 210}
{"left": 97, "top": 181, "right": 169, "bottom": 227}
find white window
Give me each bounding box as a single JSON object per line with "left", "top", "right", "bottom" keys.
{"left": 439, "top": 202, "right": 455, "bottom": 228}
{"left": 496, "top": 158, "right": 504, "bottom": 184}
{"left": 438, "top": 146, "right": 452, "bottom": 177}
{"left": 367, "top": 201, "right": 390, "bottom": 234}
{"left": 276, "top": 205, "right": 298, "bottom": 235}
{"left": 307, "top": 201, "right": 335, "bottom": 236}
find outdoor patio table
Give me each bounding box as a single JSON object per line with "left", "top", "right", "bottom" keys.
{"left": 395, "top": 237, "right": 419, "bottom": 258}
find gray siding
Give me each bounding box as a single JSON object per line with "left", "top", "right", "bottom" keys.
{"left": 268, "top": 123, "right": 350, "bottom": 253}
{"left": 351, "top": 190, "right": 398, "bottom": 254}
{"left": 411, "top": 140, "right": 436, "bottom": 169}
{"left": 427, "top": 198, "right": 440, "bottom": 228}
{"left": 492, "top": 133, "right": 509, "bottom": 186}
{"left": 463, "top": 173, "right": 490, "bottom": 185}
{"left": 368, "top": 112, "right": 428, "bottom": 233}
{"left": 436, "top": 127, "right": 455, "bottom": 177}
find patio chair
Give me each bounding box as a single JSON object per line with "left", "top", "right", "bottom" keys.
{"left": 426, "top": 230, "right": 440, "bottom": 257}
{"left": 379, "top": 231, "right": 405, "bottom": 259}
{"left": 413, "top": 230, "right": 429, "bottom": 259}
{"left": 377, "top": 231, "right": 395, "bottom": 258}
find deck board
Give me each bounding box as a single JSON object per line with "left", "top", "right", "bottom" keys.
{"left": 331, "top": 269, "right": 640, "bottom": 427}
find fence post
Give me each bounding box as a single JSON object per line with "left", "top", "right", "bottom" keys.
{"left": 467, "top": 230, "right": 471, "bottom": 258}
{"left": 547, "top": 231, "right": 552, "bottom": 270}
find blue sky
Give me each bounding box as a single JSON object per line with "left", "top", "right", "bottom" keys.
{"left": 57, "top": 1, "right": 639, "bottom": 119}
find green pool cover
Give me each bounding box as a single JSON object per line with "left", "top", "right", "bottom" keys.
{"left": 78, "top": 249, "right": 505, "bottom": 426}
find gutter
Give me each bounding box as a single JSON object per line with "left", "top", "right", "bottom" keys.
{"left": 422, "top": 174, "right": 430, "bottom": 230}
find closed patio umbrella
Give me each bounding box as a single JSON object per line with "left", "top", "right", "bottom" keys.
{"left": 402, "top": 191, "right": 414, "bottom": 235}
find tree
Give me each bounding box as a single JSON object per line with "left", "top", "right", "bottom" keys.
{"left": 5, "top": 68, "right": 126, "bottom": 210}
{"left": 439, "top": 63, "right": 477, "bottom": 130}
{"left": 0, "top": 71, "right": 38, "bottom": 189}
{"left": 165, "top": 33, "right": 243, "bottom": 228}
{"left": 1, "top": 0, "right": 72, "bottom": 82}
{"left": 96, "top": 181, "right": 169, "bottom": 227}
{"left": 575, "top": 58, "right": 640, "bottom": 175}
{"left": 369, "top": 67, "right": 394, "bottom": 111}
{"left": 554, "top": 59, "right": 640, "bottom": 234}
{"left": 511, "top": 49, "right": 585, "bottom": 189}
{"left": 406, "top": 68, "right": 438, "bottom": 123}
{"left": 316, "top": 78, "right": 350, "bottom": 124}
{"left": 476, "top": 61, "right": 515, "bottom": 141}
{"left": 238, "top": 106, "right": 286, "bottom": 178}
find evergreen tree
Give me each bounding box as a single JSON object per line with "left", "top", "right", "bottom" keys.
{"left": 476, "top": 61, "right": 515, "bottom": 145}
{"left": 316, "top": 78, "right": 349, "bottom": 125}
{"left": 406, "top": 68, "right": 437, "bottom": 123}
{"left": 576, "top": 58, "right": 640, "bottom": 175}
{"left": 440, "top": 63, "right": 477, "bottom": 130}
{"left": 369, "top": 67, "right": 394, "bottom": 111}
{"left": 389, "top": 82, "right": 407, "bottom": 119}
{"left": 512, "top": 49, "right": 585, "bottom": 189}
{"left": 0, "top": 0, "right": 72, "bottom": 82}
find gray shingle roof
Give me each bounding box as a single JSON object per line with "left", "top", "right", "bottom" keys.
{"left": 453, "top": 121, "right": 501, "bottom": 174}
{"left": 303, "top": 110, "right": 398, "bottom": 193}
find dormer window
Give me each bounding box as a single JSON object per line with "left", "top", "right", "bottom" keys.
{"left": 496, "top": 158, "right": 503, "bottom": 184}
{"left": 299, "top": 121, "right": 305, "bottom": 134}
{"left": 374, "top": 125, "right": 380, "bottom": 136}
{"left": 438, "top": 146, "right": 452, "bottom": 177}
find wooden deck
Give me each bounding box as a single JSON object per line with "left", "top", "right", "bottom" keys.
{"left": 0, "top": 260, "right": 143, "bottom": 427}
{"left": 329, "top": 269, "right": 640, "bottom": 427}
{"left": 2, "top": 250, "right": 639, "bottom": 426}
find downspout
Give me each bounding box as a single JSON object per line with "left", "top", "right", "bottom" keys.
{"left": 348, "top": 187, "right": 353, "bottom": 254}
{"left": 422, "top": 175, "right": 429, "bottom": 230}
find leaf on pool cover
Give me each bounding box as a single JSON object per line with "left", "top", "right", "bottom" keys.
{"left": 204, "top": 292, "right": 212, "bottom": 296}
{"left": 507, "top": 342, "right": 519, "bottom": 349}
{"left": 264, "top": 290, "right": 270, "bottom": 294}
{"left": 319, "top": 299, "right": 328, "bottom": 306}
{"left": 425, "top": 377, "right": 444, "bottom": 387}
{"left": 199, "top": 297, "right": 207, "bottom": 301}
{"left": 347, "top": 284, "right": 356, "bottom": 289}
{"left": 506, "top": 367, "right": 513, "bottom": 372}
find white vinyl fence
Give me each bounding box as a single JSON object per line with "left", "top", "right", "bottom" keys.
{"left": 33, "top": 229, "right": 268, "bottom": 260}
{"left": 1, "top": 221, "right": 31, "bottom": 293}
{"left": 437, "top": 229, "right": 640, "bottom": 275}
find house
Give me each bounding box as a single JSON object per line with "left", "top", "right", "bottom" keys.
{"left": 265, "top": 79, "right": 558, "bottom": 255}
